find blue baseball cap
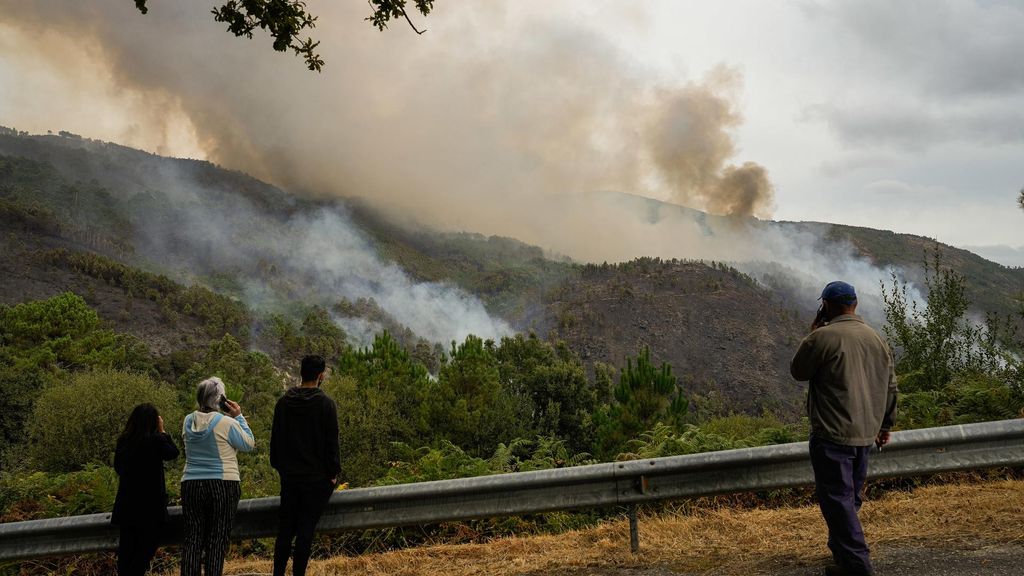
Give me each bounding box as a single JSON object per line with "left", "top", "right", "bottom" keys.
{"left": 820, "top": 281, "right": 857, "bottom": 303}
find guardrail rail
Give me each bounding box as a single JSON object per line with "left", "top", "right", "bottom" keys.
{"left": 2, "top": 418, "right": 1022, "bottom": 561}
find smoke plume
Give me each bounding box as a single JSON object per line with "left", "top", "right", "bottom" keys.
{"left": 0, "top": 0, "right": 914, "bottom": 322}
{"left": 646, "top": 68, "right": 774, "bottom": 218}
{"left": 0, "top": 1, "right": 773, "bottom": 225}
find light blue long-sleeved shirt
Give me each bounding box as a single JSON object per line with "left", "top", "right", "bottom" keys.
{"left": 181, "top": 411, "right": 255, "bottom": 482}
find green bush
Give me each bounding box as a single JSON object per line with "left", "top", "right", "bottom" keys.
{"left": 323, "top": 374, "right": 406, "bottom": 487}
{"left": 379, "top": 436, "right": 594, "bottom": 486}
{"left": 335, "top": 332, "right": 432, "bottom": 445}
{"left": 28, "top": 369, "right": 181, "bottom": 472}
{"left": 0, "top": 197, "right": 62, "bottom": 235}
{"left": 0, "top": 292, "right": 151, "bottom": 374}
{"left": 495, "top": 334, "right": 598, "bottom": 454}
{"left": 618, "top": 419, "right": 801, "bottom": 461}
{"left": 882, "top": 248, "right": 1004, "bottom": 390}
{"left": 0, "top": 293, "right": 152, "bottom": 457}
{"left": 593, "top": 346, "right": 688, "bottom": 458}
{"left": 0, "top": 465, "right": 119, "bottom": 522}
{"left": 40, "top": 250, "right": 250, "bottom": 341}
{"left": 488, "top": 436, "right": 595, "bottom": 473}
{"left": 270, "top": 306, "right": 348, "bottom": 364}
{"left": 699, "top": 414, "right": 799, "bottom": 441}
{"left": 422, "top": 336, "right": 526, "bottom": 456}
{"left": 897, "top": 372, "right": 1024, "bottom": 429}
{"left": 378, "top": 441, "right": 494, "bottom": 486}
{"left": 0, "top": 364, "right": 46, "bottom": 455}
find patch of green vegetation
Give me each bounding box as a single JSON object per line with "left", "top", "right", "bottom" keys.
{"left": 346, "top": 204, "right": 577, "bottom": 320}
{"left": 40, "top": 249, "right": 250, "bottom": 341}
{"left": 881, "top": 248, "right": 1023, "bottom": 427}
{"left": 0, "top": 154, "right": 133, "bottom": 245}
{"left": 0, "top": 465, "right": 119, "bottom": 522}
{"left": 28, "top": 369, "right": 181, "bottom": 472}
{"left": 828, "top": 223, "right": 1024, "bottom": 323}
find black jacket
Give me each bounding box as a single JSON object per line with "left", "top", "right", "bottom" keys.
{"left": 270, "top": 386, "right": 341, "bottom": 483}
{"left": 111, "top": 433, "right": 179, "bottom": 526}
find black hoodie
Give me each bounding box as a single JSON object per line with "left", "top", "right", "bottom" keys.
{"left": 269, "top": 386, "right": 341, "bottom": 483}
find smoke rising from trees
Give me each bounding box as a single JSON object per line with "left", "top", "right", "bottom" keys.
{"left": 0, "top": 2, "right": 772, "bottom": 223}
{"left": 0, "top": 1, "right": 915, "bottom": 317}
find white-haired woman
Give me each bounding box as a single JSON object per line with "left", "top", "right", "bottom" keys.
{"left": 180, "top": 377, "right": 255, "bottom": 576}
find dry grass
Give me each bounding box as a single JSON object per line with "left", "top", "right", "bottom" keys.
{"left": 211, "top": 479, "right": 1024, "bottom": 576}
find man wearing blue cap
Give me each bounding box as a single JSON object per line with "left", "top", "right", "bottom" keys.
{"left": 791, "top": 281, "right": 898, "bottom": 576}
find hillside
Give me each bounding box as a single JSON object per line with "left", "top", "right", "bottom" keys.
{"left": 594, "top": 192, "right": 1023, "bottom": 322}
{"left": 540, "top": 259, "right": 807, "bottom": 415}
{"left": 1, "top": 131, "right": 1021, "bottom": 416}
{"left": 791, "top": 220, "right": 1024, "bottom": 320}
{"left": 343, "top": 202, "right": 576, "bottom": 325}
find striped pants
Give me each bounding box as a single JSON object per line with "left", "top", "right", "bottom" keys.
{"left": 180, "top": 480, "right": 241, "bottom": 576}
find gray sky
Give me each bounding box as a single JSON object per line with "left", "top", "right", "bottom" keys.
{"left": 0, "top": 0, "right": 1022, "bottom": 264}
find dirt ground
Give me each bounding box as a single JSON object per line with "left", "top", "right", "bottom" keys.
{"left": 513, "top": 543, "right": 1024, "bottom": 575}
{"left": 210, "top": 478, "right": 1024, "bottom": 576}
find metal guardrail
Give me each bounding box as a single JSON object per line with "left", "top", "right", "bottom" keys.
{"left": 1, "top": 418, "right": 1022, "bottom": 561}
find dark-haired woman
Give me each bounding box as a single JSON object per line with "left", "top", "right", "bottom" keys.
{"left": 112, "top": 403, "right": 179, "bottom": 576}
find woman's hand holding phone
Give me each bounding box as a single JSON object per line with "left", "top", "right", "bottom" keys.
{"left": 223, "top": 399, "right": 242, "bottom": 418}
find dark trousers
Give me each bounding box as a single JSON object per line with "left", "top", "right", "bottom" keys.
{"left": 117, "top": 522, "right": 161, "bottom": 576}
{"left": 180, "top": 480, "right": 241, "bottom": 576}
{"left": 273, "top": 479, "right": 334, "bottom": 576}
{"left": 809, "top": 436, "right": 873, "bottom": 575}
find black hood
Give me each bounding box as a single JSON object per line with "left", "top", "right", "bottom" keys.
{"left": 282, "top": 385, "right": 328, "bottom": 406}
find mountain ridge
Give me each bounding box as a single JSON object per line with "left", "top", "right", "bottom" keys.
{"left": 1, "top": 130, "right": 1020, "bottom": 415}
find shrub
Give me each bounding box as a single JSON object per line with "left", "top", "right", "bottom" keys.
{"left": 27, "top": 369, "right": 180, "bottom": 472}
{"left": 593, "top": 347, "right": 688, "bottom": 458}
{"left": 323, "top": 374, "right": 405, "bottom": 486}
{"left": 0, "top": 292, "right": 151, "bottom": 374}
{"left": 495, "top": 334, "right": 598, "bottom": 453}
{"left": 881, "top": 248, "right": 1003, "bottom": 390}
{"left": 423, "top": 335, "right": 526, "bottom": 456}
{"left": 40, "top": 250, "right": 250, "bottom": 341}
{"left": 0, "top": 465, "right": 119, "bottom": 522}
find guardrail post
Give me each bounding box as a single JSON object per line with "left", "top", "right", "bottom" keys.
{"left": 628, "top": 474, "right": 648, "bottom": 553}
{"left": 628, "top": 504, "right": 640, "bottom": 554}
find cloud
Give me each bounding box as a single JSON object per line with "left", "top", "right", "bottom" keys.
{"left": 804, "top": 0, "right": 1024, "bottom": 98}
{"left": 800, "top": 0, "right": 1024, "bottom": 150}
{"left": 860, "top": 179, "right": 958, "bottom": 204}
{"left": 804, "top": 103, "right": 1024, "bottom": 151}
{"left": 960, "top": 244, "right": 1024, "bottom": 268}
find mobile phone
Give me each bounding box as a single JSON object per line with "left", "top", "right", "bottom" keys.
{"left": 218, "top": 394, "right": 230, "bottom": 412}
{"left": 814, "top": 305, "right": 827, "bottom": 325}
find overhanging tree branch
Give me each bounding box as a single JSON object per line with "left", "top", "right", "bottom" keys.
{"left": 132, "top": 0, "right": 435, "bottom": 72}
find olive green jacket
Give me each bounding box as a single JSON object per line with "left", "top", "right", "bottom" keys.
{"left": 790, "top": 314, "right": 898, "bottom": 446}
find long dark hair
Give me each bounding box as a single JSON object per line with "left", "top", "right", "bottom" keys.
{"left": 116, "top": 403, "right": 160, "bottom": 453}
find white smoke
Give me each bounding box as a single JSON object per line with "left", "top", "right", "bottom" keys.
{"left": 111, "top": 158, "right": 513, "bottom": 345}
{"left": 285, "top": 209, "right": 511, "bottom": 343}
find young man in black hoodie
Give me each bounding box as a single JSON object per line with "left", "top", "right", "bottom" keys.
{"left": 270, "top": 355, "right": 342, "bottom": 576}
